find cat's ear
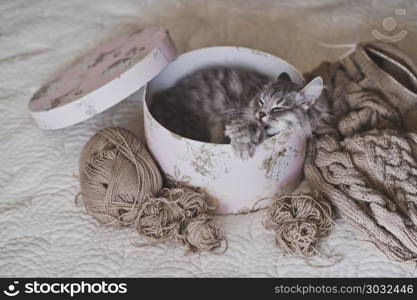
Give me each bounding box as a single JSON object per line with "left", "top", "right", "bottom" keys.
{"left": 277, "top": 72, "right": 291, "bottom": 82}
{"left": 297, "top": 76, "right": 323, "bottom": 110}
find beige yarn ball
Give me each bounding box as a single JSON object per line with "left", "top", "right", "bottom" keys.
{"left": 79, "top": 127, "right": 163, "bottom": 226}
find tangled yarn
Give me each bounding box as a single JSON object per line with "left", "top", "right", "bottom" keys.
{"left": 79, "top": 127, "right": 225, "bottom": 253}
{"left": 136, "top": 187, "right": 209, "bottom": 241}
{"left": 264, "top": 193, "right": 334, "bottom": 257}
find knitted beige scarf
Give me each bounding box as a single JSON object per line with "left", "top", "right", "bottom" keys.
{"left": 304, "top": 41, "right": 417, "bottom": 263}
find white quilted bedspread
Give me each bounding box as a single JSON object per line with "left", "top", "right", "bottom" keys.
{"left": 1, "top": 0, "right": 417, "bottom": 277}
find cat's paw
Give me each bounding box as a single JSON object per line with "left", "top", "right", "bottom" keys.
{"left": 225, "top": 120, "right": 264, "bottom": 159}
{"left": 225, "top": 120, "right": 263, "bottom": 143}
{"left": 230, "top": 141, "right": 256, "bottom": 160}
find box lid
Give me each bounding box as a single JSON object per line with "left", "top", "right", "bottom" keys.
{"left": 28, "top": 27, "right": 177, "bottom": 130}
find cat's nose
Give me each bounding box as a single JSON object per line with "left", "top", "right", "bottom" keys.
{"left": 258, "top": 112, "right": 266, "bottom": 120}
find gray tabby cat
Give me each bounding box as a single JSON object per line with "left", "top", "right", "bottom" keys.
{"left": 150, "top": 67, "right": 323, "bottom": 159}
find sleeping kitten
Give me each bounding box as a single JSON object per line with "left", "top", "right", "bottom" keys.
{"left": 150, "top": 67, "right": 323, "bottom": 159}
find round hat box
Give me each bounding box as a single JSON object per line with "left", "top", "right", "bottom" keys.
{"left": 143, "top": 47, "right": 307, "bottom": 214}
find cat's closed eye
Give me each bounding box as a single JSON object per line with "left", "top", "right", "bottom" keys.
{"left": 258, "top": 98, "right": 264, "bottom": 106}
{"left": 271, "top": 107, "right": 284, "bottom": 113}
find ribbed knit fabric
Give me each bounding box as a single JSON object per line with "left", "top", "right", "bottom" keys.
{"left": 304, "top": 42, "right": 417, "bottom": 263}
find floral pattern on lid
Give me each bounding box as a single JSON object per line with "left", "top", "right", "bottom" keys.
{"left": 29, "top": 27, "right": 177, "bottom": 130}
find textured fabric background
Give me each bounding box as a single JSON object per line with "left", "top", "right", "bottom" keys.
{"left": 1, "top": 0, "right": 417, "bottom": 277}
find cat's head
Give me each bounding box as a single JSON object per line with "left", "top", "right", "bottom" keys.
{"left": 249, "top": 73, "right": 323, "bottom": 136}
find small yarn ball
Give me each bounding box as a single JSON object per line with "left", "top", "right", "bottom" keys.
{"left": 79, "top": 127, "right": 163, "bottom": 226}
{"left": 182, "top": 215, "right": 225, "bottom": 253}
{"left": 265, "top": 193, "right": 333, "bottom": 257}
{"left": 175, "top": 187, "right": 209, "bottom": 219}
